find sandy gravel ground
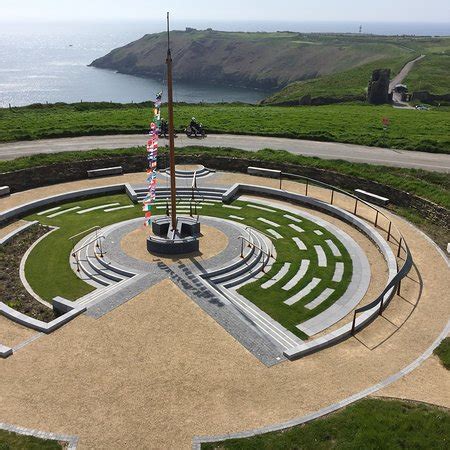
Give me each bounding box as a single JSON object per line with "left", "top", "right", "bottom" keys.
{"left": 0, "top": 171, "right": 449, "bottom": 448}
{"left": 120, "top": 224, "right": 228, "bottom": 265}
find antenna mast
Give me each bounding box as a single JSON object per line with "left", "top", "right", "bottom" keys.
{"left": 166, "top": 12, "right": 177, "bottom": 231}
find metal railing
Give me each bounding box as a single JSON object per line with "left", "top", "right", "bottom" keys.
{"left": 69, "top": 226, "right": 105, "bottom": 273}
{"left": 238, "top": 235, "right": 271, "bottom": 273}
{"left": 245, "top": 226, "right": 275, "bottom": 258}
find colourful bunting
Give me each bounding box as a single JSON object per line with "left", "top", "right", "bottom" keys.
{"left": 143, "top": 92, "right": 162, "bottom": 227}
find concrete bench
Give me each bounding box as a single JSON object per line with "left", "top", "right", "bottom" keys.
{"left": 87, "top": 166, "right": 123, "bottom": 178}
{"left": 355, "top": 189, "right": 389, "bottom": 206}
{"left": 248, "top": 167, "right": 281, "bottom": 179}
{"left": 0, "top": 186, "right": 10, "bottom": 197}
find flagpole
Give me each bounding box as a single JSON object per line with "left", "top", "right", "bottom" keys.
{"left": 166, "top": 12, "right": 177, "bottom": 231}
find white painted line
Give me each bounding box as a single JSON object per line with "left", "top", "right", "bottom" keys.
{"left": 178, "top": 202, "right": 216, "bottom": 206}
{"left": 37, "top": 206, "right": 61, "bottom": 216}
{"left": 248, "top": 204, "right": 276, "bottom": 213}
{"left": 223, "top": 205, "right": 242, "bottom": 210}
{"left": 314, "top": 245, "right": 327, "bottom": 267}
{"left": 229, "top": 215, "right": 244, "bottom": 221}
{"left": 314, "top": 230, "right": 323, "bottom": 236}
{"left": 293, "top": 237, "right": 307, "bottom": 251}
{"left": 284, "top": 278, "right": 321, "bottom": 306}
{"left": 284, "top": 214, "right": 302, "bottom": 223}
{"left": 332, "top": 262, "right": 345, "bottom": 282}
{"left": 304, "top": 288, "right": 335, "bottom": 310}
{"left": 48, "top": 206, "right": 80, "bottom": 218}
{"left": 104, "top": 205, "right": 135, "bottom": 212}
{"left": 282, "top": 260, "right": 310, "bottom": 291}
{"left": 267, "top": 229, "right": 283, "bottom": 239}
{"left": 326, "top": 239, "right": 342, "bottom": 257}
{"left": 258, "top": 218, "right": 280, "bottom": 228}
{"left": 261, "top": 263, "right": 291, "bottom": 289}
{"left": 289, "top": 224, "right": 305, "bottom": 233}
{"left": 77, "top": 203, "right": 120, "bottom": 214}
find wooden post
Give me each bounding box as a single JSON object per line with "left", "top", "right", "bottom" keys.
{"left": 166, "top": 13, "right": 177, "bottom": 231}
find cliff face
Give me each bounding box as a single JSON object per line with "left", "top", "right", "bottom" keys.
{"left": 90, "top": 30, "right": 405, "bottom": 90}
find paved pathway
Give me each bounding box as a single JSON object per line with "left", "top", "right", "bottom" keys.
{"left": 0, "top": 133, "right": 449, "bottom": 172}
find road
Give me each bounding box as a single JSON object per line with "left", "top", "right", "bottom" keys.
{"left": 390, "top": 55, "right": 426, "bottom": 108}
{"left": 0, "top": 134, "right": 449, "bottom": 172}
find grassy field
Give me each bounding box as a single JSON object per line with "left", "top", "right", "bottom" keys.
{"left": 25, "top": 196, "right": 352, "bottom": 339}
{"left": 202, "top": 398, "right": 450, "bottom": 449}
{"left": 264, "top": 56, "right": 414, "bottom": 104}
{"left": 405, "top": 53, "right": 450, "bottom": 95}
{"left": 2, "top": 146, "right": 448, "bottom": 210}
{"left": 0, "top": 430, "right": 62, "bottom": 450}
{"left": 1, "top": 102, "right": 449, "bottom": 153}
{"left": 434, "top": 337, "right": 450, "bottom": 370}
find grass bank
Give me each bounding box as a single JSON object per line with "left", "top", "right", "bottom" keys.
{"left": 0, "top": 429, "right": 62, "bottom": 449}
{"left": 202, "top": 398, "right": 450, "bottom": 449}
{"left": 1, "top": 146, "right": 448, "bottom": 210}
{"left": 1, "top": 102, "right": 449, "bottom": 153}
{"left": 434, "top": 337, "right": 450, "bottom": 370}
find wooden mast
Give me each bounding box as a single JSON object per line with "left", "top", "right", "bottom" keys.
{"left": 166, "top": 12, "right": 177, "bottom": 231}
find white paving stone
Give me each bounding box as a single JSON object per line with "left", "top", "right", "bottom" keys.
{"left": 104, "top": 205, "right": 135, "bottom": 212}
{"left": 314, "top": 245, "right": 327, "bottom": 267}
{"left": 266, "top": 229, "right": 283, "bottom": 239}
{"left": 48, "top": 206, "right": 80, "bottom": 218}
{"left": 326, "top": 239, "right": 342, "bottom": 257}
{"left": 257, "top": 217, "right": 280, "bottom": 228}
{"left": 314, "top": 230, "right": 323, "bottom": 236}
{"left": 37, "top": 206, "right": 61, "bottom": 216}
{"left": 332, "top": 262, "right": 345, "bottom": 282}
{"left": 284, "top": 214, "right": 302, "bottom": 223}
{"left": 229, "top": 215, "right": 244, "bottom": 221}
{"left": 284, "top": 278, "right": 321, "bottom": 306}
{"left": 261, "top": 263, "right": 291, "bottom": 289}
{"left": 77, "top": 203, "right": 120, "bottom": 214}
{"left": 289, "top": 224, "right": 305, "bottom": 233}
{"left": 304, "top": 288, "right": 335, "bottom": 310}
{"left": 248, "top": 204, "right": 276, "bottom": 213}
{"left": 282, "top": 260, "right": 310, "bottom": 291}
{"left": 293, "top": 237, "right": 307, "bottom": 251}
{"left": 223, "top": 205, "right": 242, "bottom": 210}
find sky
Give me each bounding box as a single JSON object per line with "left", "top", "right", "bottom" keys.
{"left": 1, "top": 0, "right": 449, "bottom": 23}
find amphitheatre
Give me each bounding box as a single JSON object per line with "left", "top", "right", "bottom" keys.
{"left": 0, "top": 14, "right": 450, "bottom": 450}
{"left": 0, "top": 141, "right": 449, "bottom": 448}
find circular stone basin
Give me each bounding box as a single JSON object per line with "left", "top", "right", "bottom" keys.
{"left": 120, "top": 223, "right": 229, "bottom": 265}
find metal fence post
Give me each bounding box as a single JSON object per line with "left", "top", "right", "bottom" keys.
{"left": 351, "top": 312, "right": 357, "bottom": 335}
{"left": 240, "top": 239, "right": 244, "bottom": 258}
{"left": 305, "top": 179, "right": 309, "bottom": 196}
{"left": 379, "top": 296, "right": 384, "bottom": 315}
{"left": 397, "top": 279, "right": 401, "bottom": 296}
{"left": 279, "top": 174, "right": 282, "bottom": 190}
{"left": 330, "top": 189, "right": 335, "bottom": 204}
{"left": 354, "top": 199, "right": 358, "bottom": 215}
{"left": 397, "top": 237, "right": 403, "bottom": 257}
{"left": 375, "top": 210, "right": 379, "bottom": 228}
{"left": 387, "top": 222, "right": 392, "bottom": 242}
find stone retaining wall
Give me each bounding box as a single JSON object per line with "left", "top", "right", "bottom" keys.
{"left": 0, "top": 154, "right": 448, "bottom": 228}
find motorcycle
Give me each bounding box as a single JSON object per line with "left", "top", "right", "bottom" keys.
{"left": 185, "top": 122, "right": 206, "bottom": 138}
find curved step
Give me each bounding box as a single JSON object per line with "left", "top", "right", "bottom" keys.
{"left": 93, "top": 251, "right": 136, "bottom": 278}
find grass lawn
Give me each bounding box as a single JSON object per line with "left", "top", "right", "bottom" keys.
{"left": 201, "top": 398, "right": 450, "bottom": 449}
{"left": 1, "top": 146, "right": 449, "bottom": 210}
{"left": 25, "top": 196, "right": 351, "bottom": 339}
{"left": 1, "top": 102, "right": 449, "bottom": 153}
{"left": 0, "top": 430, "right": 62, "bottom": 450}
{"left": 434, "top": 337, "right": 450, "bottom": 370}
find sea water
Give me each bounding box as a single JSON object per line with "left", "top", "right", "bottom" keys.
{"left": 0, "top": 20, "right": 448, "bottom": 108}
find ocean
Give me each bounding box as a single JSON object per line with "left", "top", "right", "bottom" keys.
{"left": 0, "top": 20, "right": 448, "bottom": 108}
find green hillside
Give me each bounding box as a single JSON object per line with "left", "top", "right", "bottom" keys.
{"left": 265, "top": 36, "right": 450, "bottom": 104}
{"left": 405, "top": 53, "right": 450, "bottom": 95}
{"left": 91, "top": 30, "right": 430, "bottom": 91}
